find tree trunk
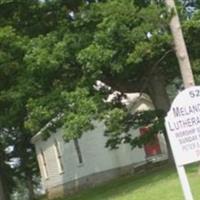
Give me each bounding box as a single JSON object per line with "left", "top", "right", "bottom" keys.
{"left": 26, "top": 173, "right": 35, "bottom": 200}
{"left": 0, "top": 175, "right": 6, "bottom": 200}
{"left": 147, "top": 75, "right": 170, "bottom": 112}
{"left": 18, "top": 145, "right": 36, "bottom": 200}
{"left": 147, "top": 72, "right": 174, "bottom": 164}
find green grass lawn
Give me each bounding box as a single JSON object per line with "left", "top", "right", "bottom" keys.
{"left": 49, "top": 163, "right": 200, "bottom": 200}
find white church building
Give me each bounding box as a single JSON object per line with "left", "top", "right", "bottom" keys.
{"left": 31, "top": 93, "right": 168, "bottom": 199}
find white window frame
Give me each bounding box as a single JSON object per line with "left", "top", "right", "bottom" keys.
{"left": 39, "top": 149, "right": 49, "bottom": 179}
{"left": 54, "top": 139, "right": 64, "bottom": 174}
{"left": 73, "top": 138, "right": 84, "bottom": 166}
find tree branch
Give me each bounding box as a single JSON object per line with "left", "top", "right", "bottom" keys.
{"left": 139, "top": 48, "right": 174, "bottom": 96}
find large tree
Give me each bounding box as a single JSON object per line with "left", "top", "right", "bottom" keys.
{"left": 24, "top": 0, "right": 180, "bottom": 158}
{"left": 1, "top": 2, "right": 200, "bottom": 199}
{"left": 0, "top": 25, "right": 25, "bottom": 200}
{"left": 0, "top": 0, "right": 67, "bottom": 199}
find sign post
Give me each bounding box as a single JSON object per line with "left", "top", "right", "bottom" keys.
{"left": 165, "top": 86, "right": 200, "bottom": 200}
{"left": 176, "top": 166, "right": 193, "bottom": 200}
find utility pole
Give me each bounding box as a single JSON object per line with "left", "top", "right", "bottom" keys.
{"left": 164, "top": 1, "right": 195, "bottom": 199}
{"left": 164, "top": 0, "right": 195, "bottom": 88}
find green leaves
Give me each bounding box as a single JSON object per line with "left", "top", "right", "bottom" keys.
{"left": 78, "top": 43, "right": 115, "bottom": 78}
{"left": 1, "top": 0, "right": 196, "bottom": 170}
{"left": 63, "top": 113, "right": 94, "bottom": 141}
{"left": 62, "top": 88, "right": 98, "bottom": 140}
{"left": 183, "top": 11, "right": 200, "bottom": 84}
{"left": 104, "top": 108, "right": 128, "bottom": 136}
{"left": 21, "top": 0, "right": 175, "bottom": 147}
{"left": 24, "top": 33, "right": 59, "bottom": 73}
{"left": 104, "top": 109, "right": 165, "bottom": 149}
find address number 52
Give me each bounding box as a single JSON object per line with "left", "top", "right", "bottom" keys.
{"left": 189, "top": 89, "right": 200, "bottom": 98}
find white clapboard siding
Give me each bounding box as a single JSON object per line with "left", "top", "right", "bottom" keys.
{"left": 35, "top": 123, "right": 146, "bottom": 189}
{"left": 33, "top": 94, "right": 167, "bottom": 192}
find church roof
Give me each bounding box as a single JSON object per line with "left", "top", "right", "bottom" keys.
{"left": 31, "top": 93, "right": 153, "bottom": 144}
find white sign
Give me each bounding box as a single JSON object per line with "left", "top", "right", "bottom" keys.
{"left": 165, "top": 86, "right": 200, "bottom": 200}
{"left": 165, "top": 86, "right": 200, "bottom": 166}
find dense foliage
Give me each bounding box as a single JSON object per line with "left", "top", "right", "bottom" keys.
{"left": 1, "top": 0, "right": 200, "bottom": 199}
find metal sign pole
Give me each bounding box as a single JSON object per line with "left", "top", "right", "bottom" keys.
{"left": 177, "top": 166, "right": 194, "bottom": 200}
